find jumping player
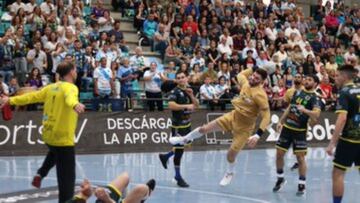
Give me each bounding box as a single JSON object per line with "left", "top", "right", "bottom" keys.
{"left": 326, "top": 65, "right": 360, "bottom": 203}
{"left": 66, "top": 172, "right": 155, "bottom": 203}
{"left": 169, "top": 67, "right": 271, "bottom": 186}
{"left": 0, "top": 62, "right": 85, "bottom": 202}
{"left": 159, "top": 71, "right": 199, "bottom": 187}
{"left": 273, "top": 75, "right": 321, "bottom": 196}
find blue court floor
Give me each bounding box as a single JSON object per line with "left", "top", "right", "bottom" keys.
{"left": 0, "top": 147, "right": 359, "bottom": 203}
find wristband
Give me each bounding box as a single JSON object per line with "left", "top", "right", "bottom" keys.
{"left": 256, "top": 129, "right": 264, "bottom": 137}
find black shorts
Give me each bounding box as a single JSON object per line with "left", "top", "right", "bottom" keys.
{"left": 333, "top": 139, "right": 360, "bottom": 171}
{"left": 276, "top": 126, "right": 307, "bottom": 154}
{"left": 95, "top": 185, "right": 122, "bottom": 203}
{"left": 171, "top": 126, "right": 192, "bottom": 148}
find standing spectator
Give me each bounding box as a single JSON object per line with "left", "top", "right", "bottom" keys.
{"left": 117, "top": 58, "right": 136, "bottom": 111}
{"left": 94, "top": 57, "right": 114, "bottom": 112}
{"left": 143, "top": 62, "right": 166, "bottom": 111}
{"left": 26, "top": 41, "right": 48, "bottom": 74}
{"left": 325, "top": 10, "right": 340, "bottom": 35}
{"left": 129, "top": 47, "right": 146, "bottom": 78}
{"left": 0, "top": 30, "right": 15, "bottom": 84}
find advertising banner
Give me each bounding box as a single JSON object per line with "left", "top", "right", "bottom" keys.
{"left": 0, "top": 110, "right": 336, "bottom": 156}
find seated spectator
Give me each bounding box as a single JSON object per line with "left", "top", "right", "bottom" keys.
{"left": 325, "top": 54, "right": 338, "bottom": 74}
{"left": 91, "top": 0, "right": 106, "bottom": 22}
{"left": 285, "top": 21, "right": 301, "bottom": 40}
{"left": 302, "top": 42, "right": 315, "bottom": 59}
{"left": 311, "top": 35, "right": 323, "bottom": 54}
{"left": 283, "top": 67, "right": 294, "bottom": 89}
{"left": 217, "top": 36, "right": 232, "bottom": 57}
{"left": 182, "top": 15, "right": 199, "bottom": 36}
{"left": 164, "top": 38, "right": 183, "bottom": 65}
{"left": 118, "top": 58, "right": 136, "bottom": 111}
{"left": 180, "top": 36, "right": 194, "bottom": 64}
{"left": 9, "top": 0, "right": 26, "bottom": 16}
{"left": 143, "top": 62, "right": 166, "bottom": 111}
{"left": 207, "top": 40, "right": 220, "bottom": 65}
{"left": 98, "top": 10, "right": 114, "bottom": 33}
{"left": 242, "top": 41, "right": 258, "bottom": 60}
{"left": 8, "top": 77, "right": 20, "bottom": 96}
{"left": 0, "top": 75, "right": 9, "bottom": 96}
{"left": 40, "top": 0, "right": 55, "bottom": 19}
{"left": 109, "top": 20, "right": 128, "bottom": 52}
{"left": 189, "top": 64, "right": 203, "bottom": 95}
{"left": 190, "top": 50, "right": 205, "bottom": 69}
{"left": 197, "top": 29, "right": 210, "bottom": 50}
{"left": 26, "top": 68, "right": 43, "bottom": 89}
{"left": 217, "top": 62, "right": 231, "bottom": 86}
{"left": 129, "top": 47, "right": 146, "bottom": 78}
{"left": 200, "top": 76, "right": 217, "bottom": 110}
{"left": 214, "top": 76, "right": 232, "bottom": 111}
{"left": 94, "top": 57, "right": 114, "bottom": 112}
{"left": 319, "top": 74, "right": 336, "bottom": 110}
{"left": 314, "top": 55, "right": 324, "bottom": 73}
{"left": 0, "top": 31, "right": 15, "bottom": 84}
{"left": 303, "top": 54, "right": 316, "bottom": 75}
{"left": 201, "top": 62, "right": 218, "bottom": 83}
{"left": 344, "top": 46, "right": 358, "bottom": 64}
{"left": 271, "top": 80, "right": 286, "bottom": 110}
{"left": 242, "top": 50, "right": 257, "bottom": 70}
{"left": 143, "top": 13, "right": 158, "bottom": 50}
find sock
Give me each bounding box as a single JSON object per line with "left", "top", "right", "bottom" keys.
{"left": 333, "top": 196, "right": 342, "bottom": 203}
{"left": 227, "top": 162, "right": 236, "bottom": 174}
{"left": 175, "top": 166, "right": 181, "bottom": 179}
{"left": 277, "top": 169, "right": 284, "bottom": 179}
{"left": 164, "top": 151, "right": 174, "bottom": 159}
{"left": 299, "top": 175, "right": 306, "bottom": 185}
{"left": 184, "top": 127, "right": 203, "bottom": 141}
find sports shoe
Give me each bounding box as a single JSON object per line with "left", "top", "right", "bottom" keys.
{"left": 158, "top": 154, "right": 168, "bottom": 169}
{"left": 219, "top": 172, "right": 234, "bottom": 186}
{"left": 290, "top": 163, "right": 299, "bottom": 171}
{"left": 107, "top": 103, "right": 112, "bottom": 112}
{"left": 169, "top": 136, "right": 186, "bottom": 145}
{"left": 273, "top": 178, "right": 286, "bottom": 192}
{"left": 296, "top": 184, "right": 306, "bottom": 196}
{"left": 31, "top": 175, "right": 42, "bottom": 188}
{"left": 98, "top": 104, "right": 104, "bottom": 112}
{"left": 146, "top": 179, "right": 156, "bottom": 192}
{"left": 174, "top": 177, "right": 189, "bottom": 188}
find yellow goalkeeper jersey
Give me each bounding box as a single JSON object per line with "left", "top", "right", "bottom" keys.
{"left": 10, "top": 82, "right": 79, "bottom": 146}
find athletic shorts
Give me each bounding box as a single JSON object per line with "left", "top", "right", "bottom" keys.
{"left": 216, "top": 110, "right": 255, "bottom": 152}
{"left": 275, "top": 126, "right": 307, "bottom": 154}
{"left": 333, "top": 139, "right": 360, "bottom": 171}
{"left": 95, "top": 184, "right": 123, "bottom": 203}
{"left": 171, "top": 125, "right": 192, "bottom": 148}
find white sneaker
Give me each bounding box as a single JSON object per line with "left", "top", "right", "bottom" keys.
{"left": 219, "top": 172, "right": 234, "bottom": 186}
{"left": 169, "top": 136, "right": 186, "bottom": 145}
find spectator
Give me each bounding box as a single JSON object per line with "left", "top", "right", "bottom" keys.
{"left": 27, "top": 41, "right": 48, "bottom": 74}
{"left": 98, "top": 10, "right": 114, "bottom": 32}
{"left": 26, "top": 67, "right": 43, "bottom": 88}
{"left": 189, "top": 64, "right": 203, "bottom": 95}
{"left": 154, "top": 23, "right": 169, "bottom": 58}
{"left": 91, "top": 0, "right": 106, "bottom": 22}
{"left": 0, "top": 75, "right": 9, "bottom": 96}
{"left": 182, "top": 15, "right": 199, "bottom": 36}
{"left": 164, "top": 38, "right": 183, "bottom": 65}
{"left": 143, "top": 62, "right": 166, "bottom": 111}
{"left": 302, "top": 42, "right": 315, "bottom": 59}
{"left": 214, "top": 76, "right": 231, "bottom": 111}
{"left": 201, "top": 62, "right": 217, "bottom": 83}
{"left": 117, "top": 58, "right": 136, "bottom": 111}
{"left": 285, "top": 21, "right": 301, "bottom": 40}
{"left": 190, "top": 50, "right": 205, "bottom": 69}
{"left": 283, "top": 67, "right": 293, "bottom": 89}
{"left": 242, "top": 50, "right": 257, "bottom": 70}
{"left": 319, "top": 74, "right": 336, "bottom": 110}
{"left": 217, "top": 62, "right": 231, "bottom": 86}
{"left": 200, "top": 76, "right": 217, "bottom": 110}
{"left": 325, "top": 54, "right": 338, "bottom": 74}
{"left": 325, "top": 10, "right": 340, "bottom": 35}
{"left": 143, "top": 13, "right": 158, "bottom": 50}
{"left": 10, "top": 0, "right": 25, "bottom": 16}
{"left": 109, "top": 20, "right": 128, "bottom": 52}
{"left": 40, "top": 0, "right": 55, "bottom": 18}
{"left": 0, "top": 30, "right": 15, "bottom": 84}
{"left": 8, "top": 77, "right": 20, "bottom": 96}
{"left": 180, "top": 36, "right": 194, "bottom": 63}
{"left": 344, "top": 46, "right": 358, "bottom": 64}
{"left": 303, "top": 54, "right": 316, "bottom": 75}
{"left": 94, "top": 57, "right": 114, "bottom": 112}
{"left": 217, "top": 36, "right": 232, "bottom": 57}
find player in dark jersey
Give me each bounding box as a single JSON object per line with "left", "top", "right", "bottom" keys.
{"left": 326, "top": 65, "right": 360, "bottom": 203}
{"left": 158, "top": 71, "right": 199, "bottom": 187}
{"left": 273, "top": 75, "right": 321, "bottom": 196}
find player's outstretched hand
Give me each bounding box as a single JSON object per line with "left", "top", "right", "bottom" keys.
{"left": 74, "top": 103, "right": 86, "bottom": 114}
{"left": 326, "top": 142, "right": 336, "bottom": 156}
{"left": 247, "top": 134, "right": 260, "bottom": 148}
{"left": 0, "top": 95, "right": 9, "bottom": 109}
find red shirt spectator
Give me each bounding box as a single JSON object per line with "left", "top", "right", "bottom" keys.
{"left": 325, "top": 11, "right": 339, "bottom": 29}
{"left": 182, "top": 15, "right": 199, "bottom": 35}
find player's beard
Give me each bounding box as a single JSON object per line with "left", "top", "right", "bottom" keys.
{"left": 294, "top": 80, "right": 301, "bottom": 86}
{"left": 304, "top": 83, "right": 314, "bottom": 91}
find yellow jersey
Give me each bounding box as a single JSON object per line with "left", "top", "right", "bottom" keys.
{"left": 10, "top": 82, "right": 80, "bottom": 146}
{"left": 233, "top": 68, "right": 270, "bottom": 131}
{"left": 284, "top": 86, "right": 304, "bottom": 104}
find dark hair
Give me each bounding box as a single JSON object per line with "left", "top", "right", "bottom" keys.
{"left": 255, "top": 68, "right": 268, "bottom": 80}
{"left": 338, "top": 65, "right": 358, "bottom": 78}
{"left": 56, "top": 62, "right": 75, "bottom": 78}
{"left": 176, "top": 70, "right": 188, "bottom": 77}
{"left": 306, "top": 74, "right": 320, "bottom": 84}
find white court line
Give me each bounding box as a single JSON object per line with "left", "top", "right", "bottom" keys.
{"left": 0, "top": 175, "right": 270, "bottom": 203}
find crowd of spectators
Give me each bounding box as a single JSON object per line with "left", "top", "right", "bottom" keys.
{"left": 0, "top": 0, "right": 359, "bottom": 112}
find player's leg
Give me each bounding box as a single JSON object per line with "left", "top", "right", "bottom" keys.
{"left": 56, "top": 146, "right": 76, "bottom": 203}
{"left": 332, "top": 167, "right": 345, "bottom": 203}
{"left": 94, "top": 172, "right": 130, "bottom": 203}
{"left": 295, "top": 152, "right": 307, "bottom": 196}
{"left": 170, "top": 111, "right": 233, "bottom": 145}
{"left": 173, "top": 145, "right": 188, "bottom": 187}
{"left": 159, "top": 128, "right": 177, "bottom": 169}
{"left": 273, "top": 128, "right": 292, "bottom": 192}
{"left": 219, "top": 125, "right": 250, "bottom": 186}
{"left": 293, "top": 131, "right": 308, "bottom": 196}
{"left": 32, "top": 146, "right": 56, "bottom": 188}
{"left": 122, "top": 179, "right": 156, "bottom": 203}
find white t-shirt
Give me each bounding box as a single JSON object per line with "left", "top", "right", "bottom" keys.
{"left": 217, "top": 43, "right": 232, "bottom": 56}
{"left": 40, "top": 2, "right": 55, "bottom": 15}
{"left": 27, "top": 49, "right": 47, "bottom": 74}
{"left": 11, "top": 2, "right": 25, "bottom": 14}
{"left": 24, "top": 3, "right": 36, "bottom": 13}
{"left": 129, "top": 55, "right": 145, "bottom": 71}
{"left": 200, "top": 84, "right": 216, "bottom": 100}
{"left": 93, "top": 67, "right": 113, "bottom": 91}
{"left": 265, "top": 27, "right": 277, "bottom": 41}
{"left": 144, "top": 70, "right": 162, "bottom": 93}
{"left": 1, "top": 82, "right": 9, "bottom": 95}
{"left": 285, "top": 27, "right": 301, "bottom": 39}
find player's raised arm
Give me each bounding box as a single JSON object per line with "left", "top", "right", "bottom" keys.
{"left": 3, "top": 86, "right": 49, "bottom": 107}
{"left": 236, "top": 68, "right": 253, "bottom": 89}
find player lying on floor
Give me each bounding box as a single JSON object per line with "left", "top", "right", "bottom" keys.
{"left": 66, "top": 172, "right": 155, "bottom": 203}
